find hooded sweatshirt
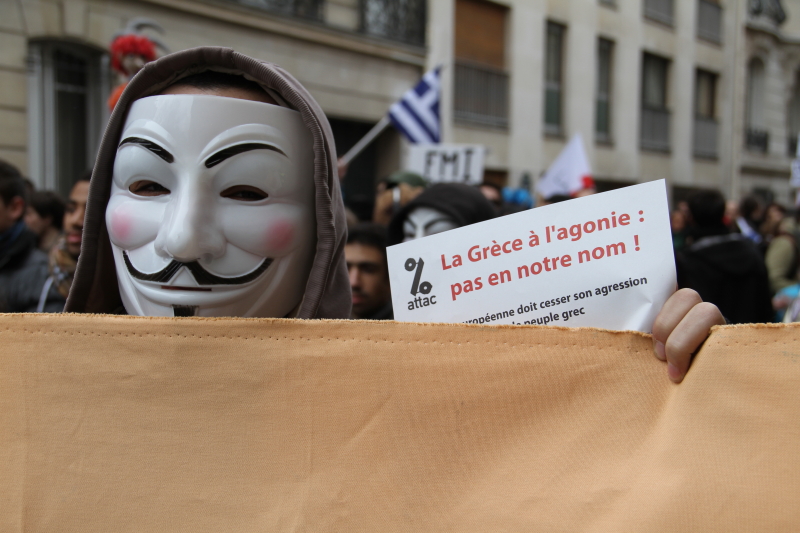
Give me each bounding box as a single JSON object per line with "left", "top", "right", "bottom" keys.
{"left": 387, "top": 183, "right": 497, "bottom": 246}
{"left": 65, "top": 47, "right": 351, "bottom": 319}
{"left": 676, "top": 226, "right": 772, "bottom": 324}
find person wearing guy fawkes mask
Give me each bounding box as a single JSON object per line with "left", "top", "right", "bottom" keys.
{"left": 65, "top": 47, "right": 724, "bottom": 385}
{"left": 65, "top": 49, "right": 350, "bottom": 319}
{"left": 387, "top": 183, "right": 496, "bottom": 245}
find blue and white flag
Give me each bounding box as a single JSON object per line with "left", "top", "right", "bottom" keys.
{"left": 388, "top": 67, "right": 440, "bottom": 144}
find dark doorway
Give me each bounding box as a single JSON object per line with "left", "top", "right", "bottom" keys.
{"left": 328, "top": 117, "right": 379, "bottom": 221}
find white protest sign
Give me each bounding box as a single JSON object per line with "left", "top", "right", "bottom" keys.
{"left": 407, "top": 144, "right": 485, "bottom": 185}
{"left": 387, "top": 180, "right": 676, "bottom": 333}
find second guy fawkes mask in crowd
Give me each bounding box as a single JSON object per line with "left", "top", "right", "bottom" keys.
{"left": 401, "top": 207, "right": 458, "bottom": 242}
{"left": 387, "top": 183, "right": 497, "bottom": 246}
{"left": 107, "top": 94, "right": 316, "bottom": 317}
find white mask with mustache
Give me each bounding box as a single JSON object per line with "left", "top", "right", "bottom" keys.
{"left": 107, "top": 94, "right": 316, "bottom": 317}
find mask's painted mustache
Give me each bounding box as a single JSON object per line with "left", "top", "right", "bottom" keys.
{"left": 123, "top": 251, "right": 273, "bottom": 285}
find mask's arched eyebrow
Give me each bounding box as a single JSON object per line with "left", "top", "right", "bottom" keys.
{"left": 119, "top": 137, "right": 174, "bottom": 164}
{"left": 205, "top": 143, "right": 287, "bottom": 169}
{"left": 424, "top": 217, "right": 454, "bottom": 230}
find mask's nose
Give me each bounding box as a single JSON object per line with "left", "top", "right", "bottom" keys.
{"left": 154, "top": 182, "right": 226, "bottom": 263}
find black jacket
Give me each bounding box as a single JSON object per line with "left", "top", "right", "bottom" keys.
{"left": 676, "top": 232, "right": 773, "bottom": 324}
{"left": 0, "top": 227, "right": 65, "bottom": 313}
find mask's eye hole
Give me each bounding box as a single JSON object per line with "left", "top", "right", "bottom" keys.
{"left": 130, "top": 180, "right": 170, "bottom": 196}
{"left": 221, "top": 185, "right": 268, "bottom": 202}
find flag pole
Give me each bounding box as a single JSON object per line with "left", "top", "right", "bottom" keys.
{"left": 339, "top": 116, "right": 391, "bottom": 167}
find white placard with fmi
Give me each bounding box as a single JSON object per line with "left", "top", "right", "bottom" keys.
{"left": 407, "top": 144, "right": 485, "bottom": 185}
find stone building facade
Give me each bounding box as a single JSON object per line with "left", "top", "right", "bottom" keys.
{"left": 4, "top": 0, "right": 800, "bottom": 213}
{"left": 432, "top": 0, "right": 800, "bottom": 205}
{"left": 0, "top": 0, "right": 425, "bottom": 219}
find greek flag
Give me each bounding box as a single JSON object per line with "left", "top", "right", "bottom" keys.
{"left": 388, "top": 67, "right": 441, "bottom": 144}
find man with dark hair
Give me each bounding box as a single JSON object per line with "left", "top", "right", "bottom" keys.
{"left": 0, "top": 160, "right": 65, "bottom": 312}
{"left": 39, "top": 174, "right": 91, "bottom": 310}
{"left": 25, "top": 190, "right": 65, "bottom": 252}
{"left": 676, "top": 190, "right": 772, "bottom": 323}
{"left": 346, "top": 223, "right": 393, "bottom": 320}
{"left": 735, "top": 194, "right": 764, "bottom": 245}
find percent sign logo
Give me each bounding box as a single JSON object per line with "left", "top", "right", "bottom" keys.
{"left": 405, "top": 257, "right": 432, "bottom": 296}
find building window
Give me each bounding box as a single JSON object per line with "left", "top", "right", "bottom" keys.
{"left": 746, "top": 57, "right": 768, "bottom": 153}
{"left": 224, "top": 0, "right": 426, "bottom": 46}
{"left": 640, "top": 53, "right": 670, "bottom": 151}
{"left": 233, "top": 0, "right": 324, "bottom": 21}
{"left": 697, "top": 0, "right": 722, "bottom": 43}
{"left": 360, "top": 0, "right": 427, "bottom": 47}
{"left": 453, "top": 0, "right": 509, "bottom": 129}
{"left": 544, "top": 21, "right": 565, "bottom": 135}
{"left": 27, "top": 41, "right": 107, "bottom": 195}
{"left": 694, "top": 69, "right": 718, "bottom": 158}
{"left": 596, "top": 38, "right": 613, "bottom": 142}
{"left": 644, "top": 0, "right": 674, "bottom": 26}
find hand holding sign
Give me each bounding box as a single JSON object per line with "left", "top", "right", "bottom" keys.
{"left": 388, "top": 180, "right": 726, "bottom": 382}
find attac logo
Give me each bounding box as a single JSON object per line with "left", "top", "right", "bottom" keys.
{"left": 404, "top": 257, "right": 437, "bottom": 311}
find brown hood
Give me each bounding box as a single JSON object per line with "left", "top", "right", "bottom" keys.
{"left": 65, "top": 47, "right": 351, "bottom": 319}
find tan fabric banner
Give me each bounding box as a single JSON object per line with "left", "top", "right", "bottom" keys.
{"left": 1, "top": 314, "right": 799, "bottom": 532}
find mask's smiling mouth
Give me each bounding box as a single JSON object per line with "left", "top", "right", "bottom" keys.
{"left": 160, "top": 285, "right": 213, "bottom": 292}
{"left": 123, "top": 251, "right": 273, "bottom": 287}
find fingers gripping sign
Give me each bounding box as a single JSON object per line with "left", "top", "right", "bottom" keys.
{"left": 652, "top": 288, "right": 726, "bottom": 383}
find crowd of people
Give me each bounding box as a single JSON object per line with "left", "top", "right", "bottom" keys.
{"left": 348, "top": 174, "right": 800, "bottom": 325}
{"left": 0, "top": 161, "right": 88, "bottom": 313}
{"left": 671, "top": 190, "right": 800, "bottom": 324}
{"left": 2, "top": 151, "right": 798, "bottom": 325}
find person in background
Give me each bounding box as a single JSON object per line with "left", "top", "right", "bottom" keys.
{"left": 0, "top": 160, "right": 64, "bottom": 312}
{"left": 346, "top": 223, "right": 393, "bottom": 320}
{"left": 765, "top": 208, "right": 800, "bottom": 318}
{"left": 676, "top": 190, "right": 772, "bottom": 324}
{"left": 387, "top": 182, "right": 496, "bottom": 245}
{"left": 478, "top": 182, "right": 504, "bottom": 215}
{"left": 373, "top": 171, "right": 427, "bottom": 226}
{"left": 723, "top": 199, "right": 738, "bottom": 229}
{"left": 25, "top": 190, "right": 65, "bottom": 253}
{"left": 759, "top": 202, "right": 786, "bottom": 246}
{"left": 42, "top": 174, "right": 91, "bottom": 309}
{"left": 23, "top": 178, "right": 36, "bottom": 199}
{"left": 735, "top": 194, "right": 764, "bottom": 246}
{"left": 481, "top": 182, "right": 534, "bottom": 216}
{"left": 671, "top": 209, "right": 687, "bottom": 251}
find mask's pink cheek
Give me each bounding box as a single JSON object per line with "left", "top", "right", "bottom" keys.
{"left": 108, "top": 201, "right": 161, "bottom": 249}
{"left": 109, "top": 208, "right": 133, "bottom": 244}
{"left": 264, "top": 219, "right": 295, "bottom": 253}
